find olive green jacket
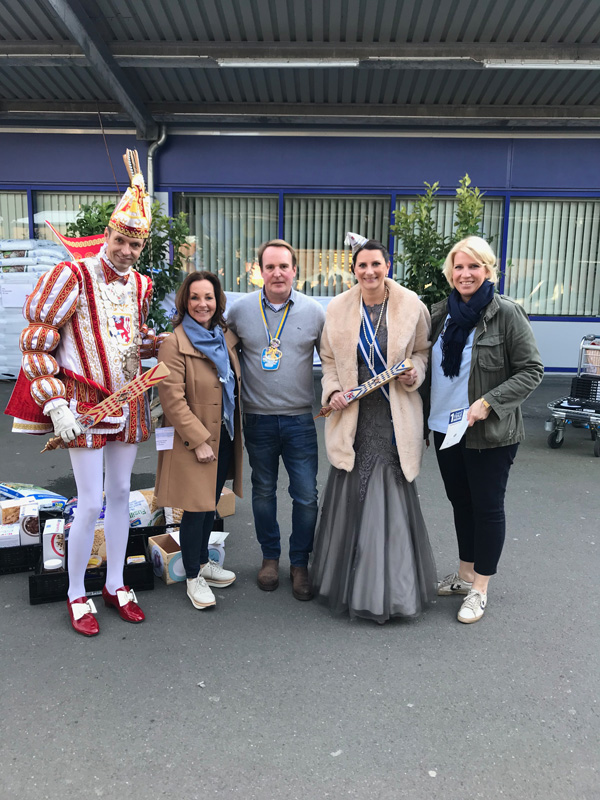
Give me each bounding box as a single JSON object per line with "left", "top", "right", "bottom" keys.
{"left": 423, "top": 293, "right": 544, "bottom": 449}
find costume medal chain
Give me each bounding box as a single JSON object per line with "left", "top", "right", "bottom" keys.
{"left": 259, "top": 294, "right": 291, "bottom": 371}
{"left": 361, "top": 287, "right": 389, "bottom": 369}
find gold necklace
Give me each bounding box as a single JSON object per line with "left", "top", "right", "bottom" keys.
{"left": 361, "top": 287, "right": 388, "bottom": 369}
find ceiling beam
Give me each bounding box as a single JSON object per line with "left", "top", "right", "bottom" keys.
{"left": 41, "top": 0, "right": 158, "bottom": 139}
{"left": 3, "top": 100, "right": 600, "bottom": 120}
{"left": 2, "top": 39, "right": 600, "bottom": 66}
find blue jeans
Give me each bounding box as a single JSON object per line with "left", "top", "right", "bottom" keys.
{"left": 243, "top": 413, "right": 319, "bottom": 566}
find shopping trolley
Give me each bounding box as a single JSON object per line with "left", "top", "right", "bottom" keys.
{"left": 545, "top": 334, "right": 600, "bottom": 457}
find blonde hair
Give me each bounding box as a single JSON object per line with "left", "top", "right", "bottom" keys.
{"left": 443, "top": 236, "right": 498, "bottom": 288}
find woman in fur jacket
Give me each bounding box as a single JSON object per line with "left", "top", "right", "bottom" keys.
{"left": 310, "top": 235, "right": 437, "bottom": 624}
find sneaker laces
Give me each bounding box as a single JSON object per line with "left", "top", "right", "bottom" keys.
{"left": 208, "top": 560, "right": 225, "bottom": 575}
{"left": 462, "top": 589, "right": 485, "bottom": 612}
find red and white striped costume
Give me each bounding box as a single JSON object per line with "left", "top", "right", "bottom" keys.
{"left": 10, "top": 254, "right": 153, "bottom": 448}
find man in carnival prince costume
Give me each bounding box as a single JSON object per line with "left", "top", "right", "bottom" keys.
{"left": 6, "top": 150, "right": 165, "bottom": 636}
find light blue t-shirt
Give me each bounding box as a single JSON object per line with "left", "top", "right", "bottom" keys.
{"left": 428, "top": 317, "right": 475, "bottom": 434}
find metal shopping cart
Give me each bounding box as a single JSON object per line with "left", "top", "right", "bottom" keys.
{"left": 545, "top": 334, "right": 600, "bottom": 457}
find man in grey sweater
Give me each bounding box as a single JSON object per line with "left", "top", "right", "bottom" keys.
{"left": 226, "top": 239, "right": 325, "bottom": 600}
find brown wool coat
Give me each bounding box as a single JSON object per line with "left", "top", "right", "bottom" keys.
{"left": 154, "top": 325, "right": 243, "bottom": 512}
{"left": 320, "top": 278, "right": 431, "bottom": 483}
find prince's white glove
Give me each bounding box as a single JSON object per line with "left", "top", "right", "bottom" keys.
{"left": 47, "top": 401, "right": 84, "bottom": 443}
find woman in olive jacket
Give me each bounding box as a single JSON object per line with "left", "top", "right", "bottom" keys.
{"left": 423, "top": 236, "right": 543, "bottom": 624}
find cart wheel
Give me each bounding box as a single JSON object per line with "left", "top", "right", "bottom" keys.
{"left": 547, "top": 430, "right": 564, "bottom": 449}
{"left": 594, "top": 439, "right": 600, "bottom": 458}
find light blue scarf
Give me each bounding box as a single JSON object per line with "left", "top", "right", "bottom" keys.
{"left": 181, "top": 313, "right": 236, "bottom": 440}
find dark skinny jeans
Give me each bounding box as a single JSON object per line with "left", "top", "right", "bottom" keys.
{"left": 180, "top": 427, "right": 234, "bottom": 579}
{"left": 433, "top": 431, "right": 518, "bottom": 576}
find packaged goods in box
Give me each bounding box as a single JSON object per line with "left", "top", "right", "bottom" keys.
{"left": 0, "top": 523, "right": 20, "bottom": 548}
{"left": 0, "top": 482, "right": 66, "bottom": 512}
{"left": 42, "top": 519, "right": 65, "bottom": 566}
{"left": 1, "top": 497, "right": 30, "bottom": 525}
{"left": 19, "top": 503, "right": 40, "bottom": 546}
{"left": 207, "top": 530, "right": 229, "bottom": 566}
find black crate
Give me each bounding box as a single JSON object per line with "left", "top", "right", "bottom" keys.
{"left": 0, "top": 544, "right": 41, "bottom": 575}
{"left": 28, "top": 530, "right": 154, "bottom": 605}
{"left": 570, "top": 375, "right": 600, "bottom": 404}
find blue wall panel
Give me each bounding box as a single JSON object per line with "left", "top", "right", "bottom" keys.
{"left": 511, "top": 140, "right": 600, "bottom": 191}
{"left": 160, "top": 135, "right": 510, "bottom": 191}
{"left": 0, "top": 134, "right": 148, "bottom": 188}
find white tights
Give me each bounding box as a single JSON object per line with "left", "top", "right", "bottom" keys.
{"left": 67, "top": 441, "right": 138, "bottom": 601}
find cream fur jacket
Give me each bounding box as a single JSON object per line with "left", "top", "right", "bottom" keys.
{"left": 320, "top": 278, "right": 431, "bottom": 483}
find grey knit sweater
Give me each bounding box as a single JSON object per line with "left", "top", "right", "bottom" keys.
{"left": 226, "top": 289, "right": 325, "bottom": 416}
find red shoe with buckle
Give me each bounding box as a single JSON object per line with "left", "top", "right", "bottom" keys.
{"left": 102, "top": 585, "right": 145, "bottom": 623}
{"left": 67, "top": 596, "right": 100, "bottom": 637}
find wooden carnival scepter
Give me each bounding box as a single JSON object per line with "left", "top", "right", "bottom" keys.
{"left": 314, "top": 358, "right": 414, "bottom": 419}
{"left": 41, "top": 362, "right": 170, "bottom": 452}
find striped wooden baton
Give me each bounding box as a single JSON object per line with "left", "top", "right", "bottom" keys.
{"left": 41, "top": 362, "right": 170, "bottom": 452}
{"left": 315, "top": 358, "right": 413, "bottom": 419}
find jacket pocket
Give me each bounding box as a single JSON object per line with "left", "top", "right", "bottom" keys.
{"left": 477, "top": 333, "right": 505, "bottom": 372}
{"left": 483, "top": 410, "right": 516, "bottom": 444}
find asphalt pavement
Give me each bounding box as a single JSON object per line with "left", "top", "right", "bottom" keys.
{"left": 1, "top": 374, "right": 598, "bottom": 800}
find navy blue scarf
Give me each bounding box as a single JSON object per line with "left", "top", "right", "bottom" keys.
{"left": 181, "top": 313, "right": 236, "bottom": 440}
{"left": 441, "top": 281, "right": 495, "bottom": 378}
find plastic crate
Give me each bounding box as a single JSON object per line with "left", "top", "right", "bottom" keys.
{"left": 28, "top": 530, "right": 154, "bottom": 605}
{"left": 0, "top": 544, "right": 41, "bottom": 575}
{"left": 570, "top": 375, "right": 600, "bottom": 403}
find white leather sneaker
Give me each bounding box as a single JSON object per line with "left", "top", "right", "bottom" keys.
{"left": 437, "top": 572, "right": 473, "bottom": 596}
{"left": 186, "top": 575, "right": 216, "bottom": 609}
{"left": 200, "top": 560, "right": 236, "bottom": 587}
{"left": 457, "top": 589, "right": 487, "bottom": 623}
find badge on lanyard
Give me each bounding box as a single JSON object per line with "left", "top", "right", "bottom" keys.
{"left": 259, "top": 297, "right": 290, "bottom": 371}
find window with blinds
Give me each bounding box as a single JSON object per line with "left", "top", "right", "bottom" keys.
{"left": 393, "top": 196, "right": 505, "bottom": 282}
{"left": 175, "top": 194, "right": 279, "bottom": 292}
{"left": 505, "top": 199, "right": 600, "bottom": 316}
{"left": 284, "top": 195, "right": 391, "bottom": 296}
{"left": 33, "top": 192, "right": 120, "bottom": 239}
{"left": 0, "top": 192, "right": 29, "bottom": 240}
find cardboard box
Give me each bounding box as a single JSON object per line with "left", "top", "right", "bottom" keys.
{"left": 19, "top": 503, "right": 40, "bottom": 546}
{"left": 216, "top": 487, "right": 235, "bottom": 518}
{"left": 0, "top": 523, "right": 20, "bottom": 548}
{"left": 42, "top": 518, "right": 65, "bottom": 566}
{"left": 148, "top": 533, "right": 186, "bottom": 584}
{"left": 1, "top": 497, "right": 30, "bottom": 525}
{"left": 148, "top": 530, "right": 228, "bottom": 584}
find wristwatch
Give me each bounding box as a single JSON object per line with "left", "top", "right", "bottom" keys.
{"left": 479, "top": 397, "right": 491, "bottom": 409}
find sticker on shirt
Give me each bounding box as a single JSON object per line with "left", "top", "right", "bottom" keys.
{"left": 439, "top": 407, "right": 469, "bottom": 450}
{"left": 108, "top": 314, "right": 133, "bottom": 344}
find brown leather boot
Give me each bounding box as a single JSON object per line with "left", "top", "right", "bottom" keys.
{"left": 257, "top": 559, "right": 279, "bottom": 591}
{"left": 290, "top": 566, "right": 313, "bottom": 601}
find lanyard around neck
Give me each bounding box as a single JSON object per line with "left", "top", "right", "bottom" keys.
{"left": 259, "top": 293, "right": 291, "bottom": 345}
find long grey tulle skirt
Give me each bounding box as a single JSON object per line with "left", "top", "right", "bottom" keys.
{"left": 311, "top": 457, "right": 438, "bottom": 624}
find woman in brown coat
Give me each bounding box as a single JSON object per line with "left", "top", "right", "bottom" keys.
{"left": 154, "top": 271, "right": 243, "bottom": 611}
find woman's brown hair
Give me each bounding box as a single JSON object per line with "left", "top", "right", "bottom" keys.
{"left": 172, "top": 271, "right": 227, "bottom": 330}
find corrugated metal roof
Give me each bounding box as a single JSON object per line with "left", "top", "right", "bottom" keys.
{"left": 1, "top": 0, "right": 600, "bottom": 135}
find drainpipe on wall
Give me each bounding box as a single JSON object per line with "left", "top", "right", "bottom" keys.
{"left": 147, "top": 124, "right": 167, "bottom": 202}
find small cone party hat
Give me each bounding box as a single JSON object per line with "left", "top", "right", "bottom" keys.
{"left": 344, "top": 231, "right": 369, "bottom": 255}
{"left": 109, "top": 149, "right": 152, "bottom": 239}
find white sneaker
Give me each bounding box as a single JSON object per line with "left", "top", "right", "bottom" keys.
{"left": 437, "top": 572, "right": 473, "bottom": 596}
{"left": 186, "top": 575, "right": 216, "bottom": 609}
{"left": 200, "top": 560, "right": 236, "bottom": 588}
{"left": 457, "top": 589, "right": 487, "bottom": 623}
